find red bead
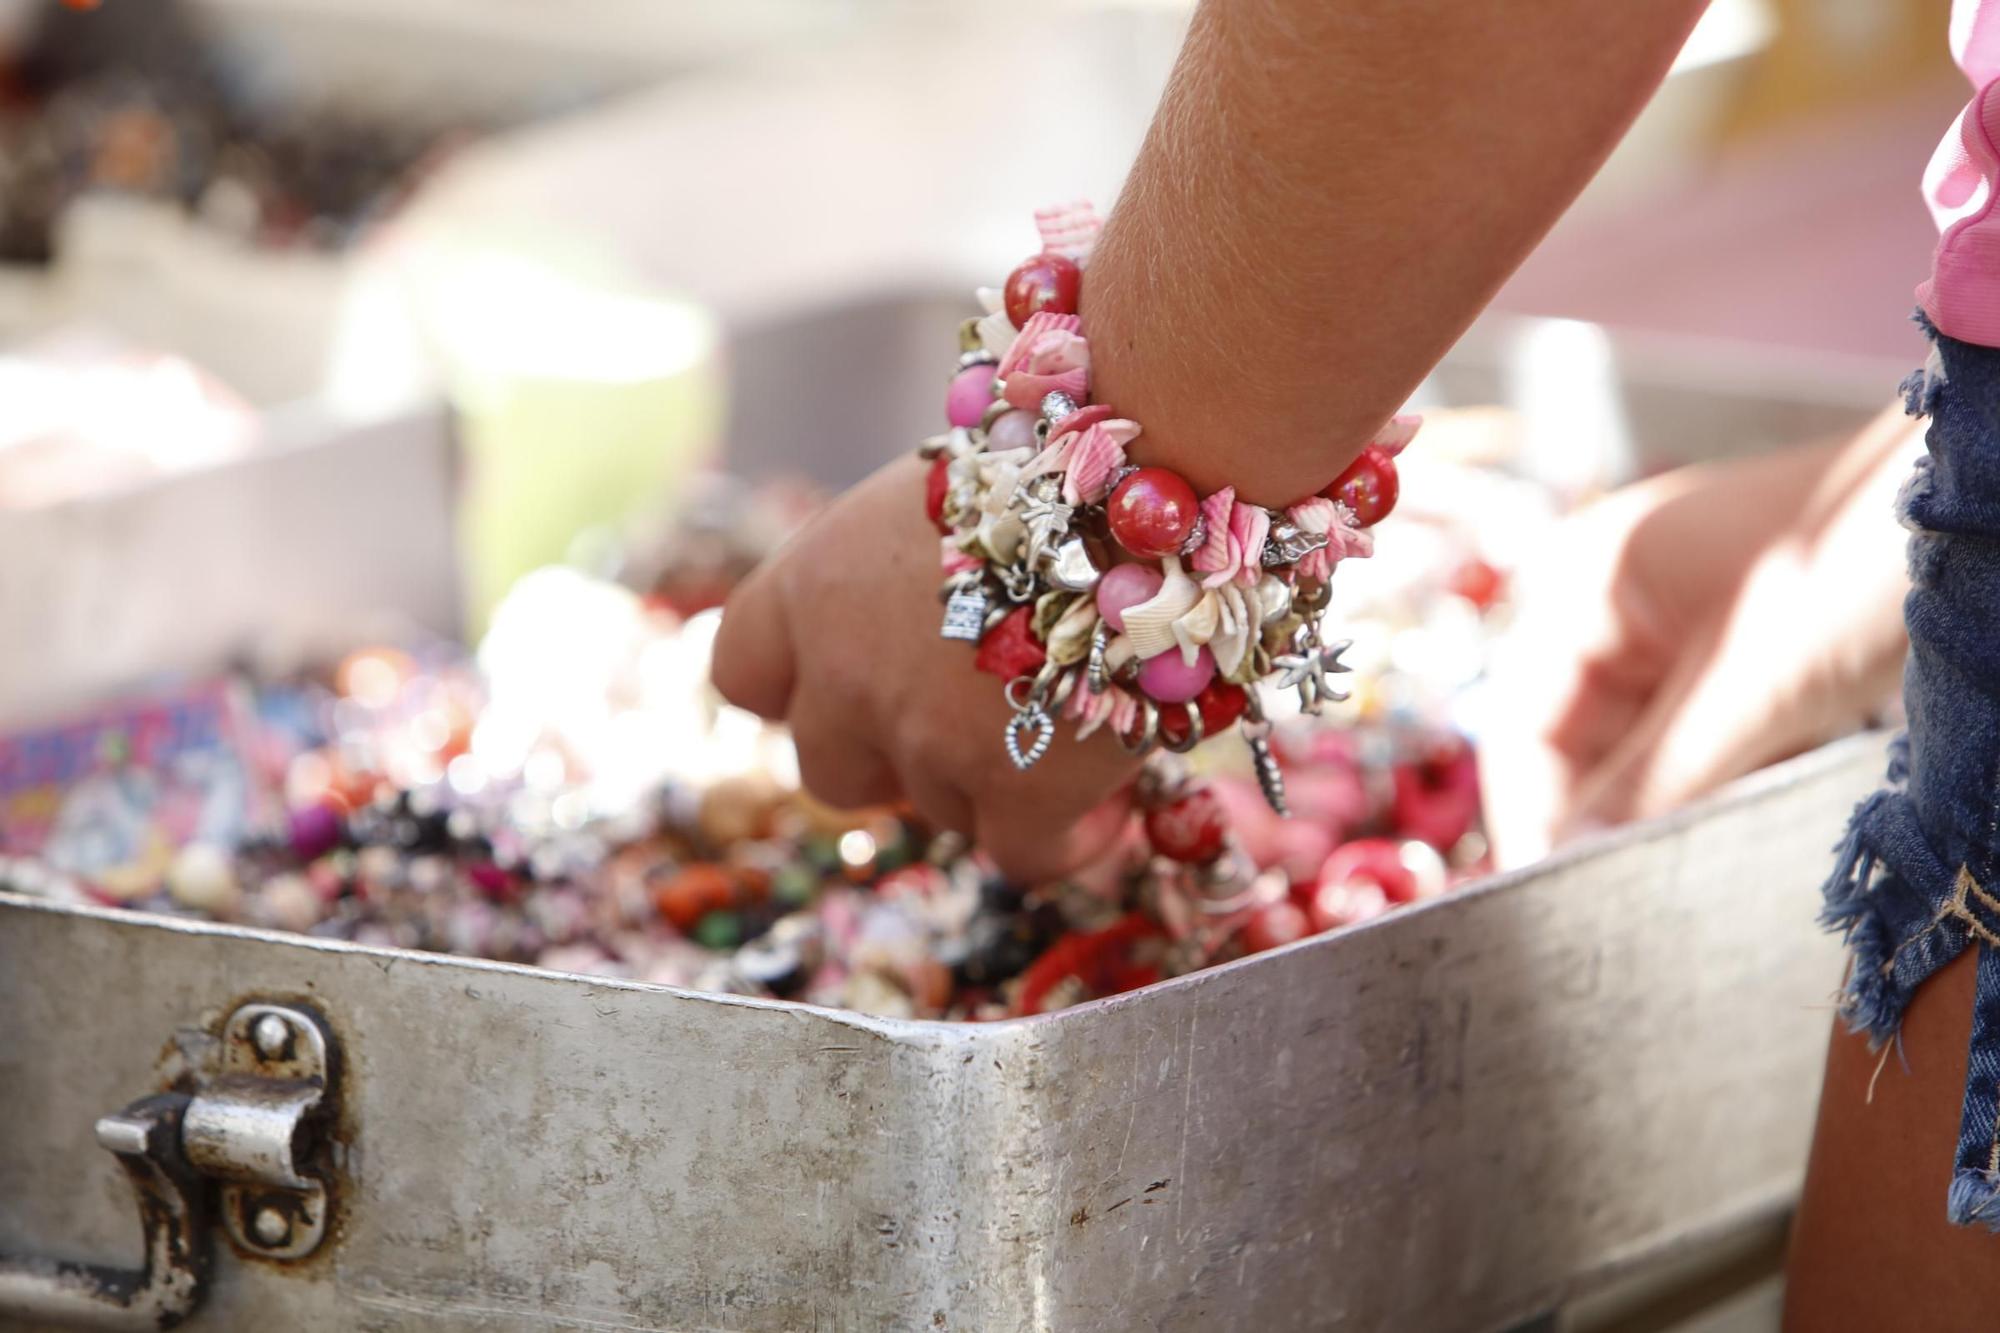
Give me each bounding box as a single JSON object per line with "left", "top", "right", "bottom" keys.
{"left": 1144, "top": 786, "right": 1230, "bottom": 864}
{"left": 1157, "top": 680, "right": 1250, "bottom": 746}
{"left": 1307, "top": 878, "right": 1391, "bottom": 934}
{"left": 1107, "top": 468, "right": 1200, "bottom": 558}
{"left": 1391, "top": 738, "right": 1481, "bottom": 852}
{"left": 924, "top": 454, "right": 952, "bottom": 534}
{"left": 1241, "top": 900, "right": 1312, "bottom": 954}
{"left": 1318, "top": 838, "right": 1417, "bottom": 905}
{"left": 973, "top": 606, "right": 1047, "bottom": 680}
{"left": 1326, "top": 444, "right": 1400, "bottom": 527}
{"left": 1446, "top": 557, "right": 1505, "bottom": 611}
{"left": 654, "top": 864, "right": 737, "bottom": 931}
{"left": 1002, "top": 253, "right": 1082, "bottom": 328}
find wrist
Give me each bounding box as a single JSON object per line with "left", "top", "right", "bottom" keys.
{"left": 1078, "top": 210, "right": 1390, "bottom": 509}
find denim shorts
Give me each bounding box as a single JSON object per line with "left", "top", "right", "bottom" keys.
{"left": 1825, "top": 314, "right": 2000, "bottom": 1227}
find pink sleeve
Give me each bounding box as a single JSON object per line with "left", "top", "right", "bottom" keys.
{"left": 1920, "top": 1, "right": 2000, "bottom": 346}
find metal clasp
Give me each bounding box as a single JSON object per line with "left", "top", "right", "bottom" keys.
{"left": 184, "top": 1003, "right": 339, "bottom": 1260}
{"left": 0, "top": 1000, "right": 342, "bottom": 1329}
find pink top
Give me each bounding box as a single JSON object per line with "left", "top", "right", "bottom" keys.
{"left": 1921, "top": 2, "right": 2000, "bottom": 345}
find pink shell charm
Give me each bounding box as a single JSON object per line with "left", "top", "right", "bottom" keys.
{"left": 1003, "top": 367, "right": 1089, "bottom": 411}
{"left": 997, "top": 313, "right": 1090, "bottom": 412}
{"left": 1191, "top": 490, "right": 1269, "bottom": 589}
{"left": 1190, "top": 488, "right": 1236, "bottom": 576}
{"left": 1034, "top": 200, "right": 1103, "bottom": 264}
{"left": 1371, "top": 412, "right": 1421, "bottom": 457}
{"left": 1061, "top": 419, "right": 1138, "bottom": 504}
{"left": 1050, "top": 403, "right": 1115, "bottom": 440}
{"left": 1288, "top": 495, "right": 1374, "bottom": 579}
{"left": 998, "top": 311, "right": 1082, "bottom": 378}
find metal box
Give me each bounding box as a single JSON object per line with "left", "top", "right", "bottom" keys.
{"left": 0, "top": 735, "right": 1882, "bottom": 1330}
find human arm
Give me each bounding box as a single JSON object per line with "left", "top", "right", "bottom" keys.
{"left": 714, "top": 0, "right": 1712, "bottom": 878}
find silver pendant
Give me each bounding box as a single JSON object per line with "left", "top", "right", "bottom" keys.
{"left": 1262, "top": 522, "right": 1330, "bottom": 568}
{"left": 1270, "top": 629, "right": 1352, "bottom": 716}
{"left": 941, "top": 587, "right": 990, "bottom": 642}
{"left": 1044, "top": 536, "right": 1101, "bottom": 593}
{"left": 1245, "top": 724, "right": 1289, "bottom": 818}
{"left": 1086, "top": 620, "right": 1112, "bottom": 694}
{"left": 1005, "top": 704, "right": 1055, "bottom": 770}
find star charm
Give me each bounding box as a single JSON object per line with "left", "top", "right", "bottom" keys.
{"left": 1271, "top": 634, "right": 1353, "bottom": 715}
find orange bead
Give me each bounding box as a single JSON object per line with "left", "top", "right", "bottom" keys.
{"left": 653, "top": 864, "right": 737, "bottom": 931}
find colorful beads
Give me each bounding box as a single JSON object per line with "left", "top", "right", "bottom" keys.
{"left": 1002, "top": 253, "right": 1082, "bottom": 327}
{"left": 1136, "top": 645, "right": 1216, "bottom": 704}
{"left": 1095, "top": 563, "right": 1164, "bottom": 632}
{"left": 1327, "top": 444, "right": 1400, "bottom": 527}
{"left": 946, "top": 363, "right": 997, "bottom": 428}
{"left": 1106, "top": 467, "right": 1199, "bottom": 558}
{"left": 1143, "top": 787, "right": 1229, "bottom": 864}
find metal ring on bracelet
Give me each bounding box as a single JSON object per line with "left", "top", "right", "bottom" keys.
{"left": 1118, "top": 698, "right": 1160, "bottom": 757}
{"left": 1158, "top": 701, "right": 1204, "bottom": 755}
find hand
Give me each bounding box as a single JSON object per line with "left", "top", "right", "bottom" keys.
{"left": 1480, "top": 407, "right": 1917, "bottom": 868}
{"left": 710, "top": 454, "right": 1139, "bottom": 883}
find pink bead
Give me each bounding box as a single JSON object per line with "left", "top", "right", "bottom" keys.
{"left": 946, "top": 363, "right": 997, "bottom": 428}
{"left": 1137, "top": 646, "right": 1216, "bottom": 704}
{"left": 985, "top": 408, "right": 1038, "bottom": 453}
{"left": 1095, "top": 564, "right": 1164, "bottom": 632}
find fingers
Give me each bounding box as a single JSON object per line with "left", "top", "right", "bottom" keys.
{"left": 789, "top": 691, "right": 903, "bottom": 810}
{"left": 977, "top": 783, "right": 1135, "bottom": 885}
{"left": 711, "top": 560, "right": 796, "bottom": 720}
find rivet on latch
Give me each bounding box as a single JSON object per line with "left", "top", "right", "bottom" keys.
{"left": 252, "top": 1207, "right": 290, "bottom": 1248}
{"left": 250, "top": 1013, "right": 291, "bottom": 1061}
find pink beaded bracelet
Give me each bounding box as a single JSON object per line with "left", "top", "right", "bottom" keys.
{"left": 921, "top": 203, "right": 1417, "bottom": 814}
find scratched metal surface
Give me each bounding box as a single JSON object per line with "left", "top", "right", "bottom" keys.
{"left": 0, "top": 735, "right": 1884, "bottom": 1331}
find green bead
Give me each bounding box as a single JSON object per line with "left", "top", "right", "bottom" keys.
{"left": 693, "top": 911, "right": 743, "bottom": 951}
{"left": 774, "top": 865, "right": 817, "bottom": 907}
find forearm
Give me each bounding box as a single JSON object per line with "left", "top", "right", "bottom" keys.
{"left": 1084, "top": 0, "right": 1709, "bottom": 504}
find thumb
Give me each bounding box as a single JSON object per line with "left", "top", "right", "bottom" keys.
{"left": 710, "top": 560, "right": 797, "bottom": 721}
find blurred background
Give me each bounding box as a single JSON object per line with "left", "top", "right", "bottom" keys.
{"left": 0, "top": 0, "right": 1956, "bottom": 1014}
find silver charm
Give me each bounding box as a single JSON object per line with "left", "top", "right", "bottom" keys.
{"left": 941, "top": 587, "right": 990, "bottom": 641}
{"left": 1019, "top": 491, "right": 1075, "bottom": 571}
{"left": 1242, "top": 718, "right": 1289, "bottom": 817}
{"left": 1261, "top": 522, "right": 1330, "bottom": 568}
{"left": 1271, "top": 629, "right": 1352, "bottom": 715}
{"left": 1043, "top": 536, "right": 1101, "bottom": 593}
{"left": 1040, "top": 390, "right": 1079, "bottom": 424}
{"left": 1086, "top": 620, "right": 1113, "bottom": 694}
{"left": 1005, "top": 704, "right": 1055, "bottom": 770}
